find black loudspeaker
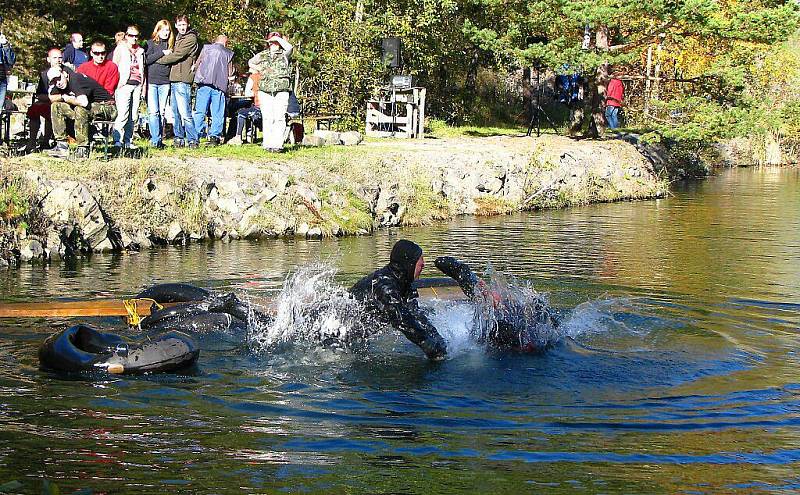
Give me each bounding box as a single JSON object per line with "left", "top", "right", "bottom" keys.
{"left": 381, "top": 38, "right": 402, "bottom": 68}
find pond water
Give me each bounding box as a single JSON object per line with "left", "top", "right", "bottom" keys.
{"left": 1, "top": 167, "right": 798, "bottom": 493}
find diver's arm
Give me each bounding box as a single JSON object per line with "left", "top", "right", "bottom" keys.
{"left": 434, "top": 256, "right": 483, "bottom": 300}
{"left": 376, "top": 285, "right": 447, "bottom": 360}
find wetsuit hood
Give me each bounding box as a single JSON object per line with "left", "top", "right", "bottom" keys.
{"left": 389, "top": 240, "right": 423, "bottom": 282}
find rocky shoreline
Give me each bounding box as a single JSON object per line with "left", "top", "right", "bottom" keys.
{"left": 0, "top": 134, "right": 669, "bottom": 266}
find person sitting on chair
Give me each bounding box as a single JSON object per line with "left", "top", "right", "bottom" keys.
{"left": 47, "top": 67, "right": 117, "bottom": 159}
{"left": 227, "top": 69, "right": 261, "bottom": 145}
{"left": 23, "top": 48, "right": 64, "bottom": 153}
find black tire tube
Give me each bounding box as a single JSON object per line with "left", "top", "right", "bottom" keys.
{"left": 38, "top": 324, "right": 122, "bottom": 372}
{"left": 39, "top": 325, "right": 199, "bottom": 374}
{"left": 139, "top": 303, "right": 209, "bottom": 329}
{"left": 142, "top": 312, "right": 242, "bottom": 334}
{"left": 136, "top": 283, "right": 211, "bottom": 304}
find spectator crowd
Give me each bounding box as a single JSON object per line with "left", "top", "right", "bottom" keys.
{"left": 0, "top": 15, "right": 294, "bottom": 159}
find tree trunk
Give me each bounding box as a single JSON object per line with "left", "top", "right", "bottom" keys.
{"left": 522, "top": 67, "right": 533, "bottom": 122}
{"left": 586, "top": 25, "right": 611, "bottom": 138}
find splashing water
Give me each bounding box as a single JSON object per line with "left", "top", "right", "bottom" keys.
{"left": 247, "top": 263, "right": 367, "bottom": 354}
{"left": 470, "top": 267, "right": 565, "bottom": 351}
{"left": 426, "top": 300, "right": 479, "bottom": 355}
{"left": 243, "top": 262, "right": 637, "bottom": 358}
{"left": 561, "top": 297, "right": 641, "bottom": 340}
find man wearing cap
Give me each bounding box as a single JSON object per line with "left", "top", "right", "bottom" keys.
{"left": 77, "top": 41, "right": 119, "bottom": 96}
{"left": 47, "top": 67, "right": 117, "bottom": 158}
{"left": 248, "top": 31, "right": 293, "bottom": 152}
{"left": 22, "top": 48, "right": 65, "bottom": 153}
{"left": 349, "top": 239, "right": 448, "bottom": 360}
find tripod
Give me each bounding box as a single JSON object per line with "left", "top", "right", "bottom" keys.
{"left": 526, "top": 65, "right": 559, "bottom": 137}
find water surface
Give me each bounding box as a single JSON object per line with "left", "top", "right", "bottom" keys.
{"left": 1, "top": 167, "right": 798, "bottom": 493}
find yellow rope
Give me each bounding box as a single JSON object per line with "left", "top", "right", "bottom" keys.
{"left": 124, "top": 298, "right": 163, "bottom": 328}
{"left": 430, "top": 286, "right": 439, "bottom": 298}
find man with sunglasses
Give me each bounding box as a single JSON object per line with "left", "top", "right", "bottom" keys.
{"left": 112, "top": 26, "right": 145, "bottom": 149}
{"left": 77, "top": 41, "right": 119, "bottom": 96}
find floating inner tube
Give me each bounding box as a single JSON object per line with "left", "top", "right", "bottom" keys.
{"left": 143, "top": 311, "right": 246, "bottom": 334}
{"left": 136, "top": 283, "right": 210, "bottom": 304}
{"left": 139, "top": 302, "right": 210, "bottom": 329}
{"left": 39, "top": 324, "right": 199, "bottom": 374}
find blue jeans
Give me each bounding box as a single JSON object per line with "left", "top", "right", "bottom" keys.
{"left": 147, "top": 83, "right": 170, "bottom": 145}
{"left": 0, "top": 81, "right": 7, "bottom": 113}
{"left": 605, "top": 105, "right": 620, "bottom": 129}
{"left": 235, "top": 106, "right": 262, "bottom": 137}
{"left": 171, "top": 82, "right": 197, "bottom": 143}
{"left": 193, "top": 85, "right": 226, "bottom": 139}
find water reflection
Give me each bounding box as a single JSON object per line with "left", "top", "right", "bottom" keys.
{"left": 0, "top": 168, "right": 799, "bottom": 493}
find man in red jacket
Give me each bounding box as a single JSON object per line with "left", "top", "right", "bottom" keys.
{"left": 605, "top": 72, "right": 624, "bottom": 129}
{"left": 77, "top": 41, "right": 119, "bottom": 95}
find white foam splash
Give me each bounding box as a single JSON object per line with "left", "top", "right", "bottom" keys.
{"left": 469, "top": 267, "right": 565, "bottom": 350}
{"left": 246, "top": 263, "right": 366, "bottom": 354}
{"left": 559, "top": 296, "right": 644, "bottom": 340}
{"left": 245, "top": 262, "right": 581, "bottom": 357}
{"left": 426, "top": 300, "right": 479, "bottom": 355}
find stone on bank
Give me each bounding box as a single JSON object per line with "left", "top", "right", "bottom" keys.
{"left": 0, "top": 135, "right": 669, "bottom": 265}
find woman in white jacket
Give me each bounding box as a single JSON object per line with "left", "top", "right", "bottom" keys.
{"left": 112, "top": 25, "right": 146, "bottom": 148}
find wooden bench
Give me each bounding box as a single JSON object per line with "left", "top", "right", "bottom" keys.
{"left": 291, "top": 114, "right": 343, "bottom": 131}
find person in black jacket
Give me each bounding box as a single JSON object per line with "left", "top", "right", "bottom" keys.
{"left": 145, "top": 20, "right": 174, "bottom": 148}
{"left": 349, "top": 240, "right": 448, "bottom": 360}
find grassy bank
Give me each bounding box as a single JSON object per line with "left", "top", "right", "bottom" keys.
{"left": 0, "top": 134, "right": 668, "bottom": 263}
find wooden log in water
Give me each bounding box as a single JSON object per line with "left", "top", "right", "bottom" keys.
{"left": 0, "top": 278, "right": 465, "bottom": 318}
{"left": 0, "top": 298, "right": 174, "bottom": 318}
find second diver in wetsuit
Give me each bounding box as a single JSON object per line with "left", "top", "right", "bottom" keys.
{"left": 434, "top": 256, "right": 561, "bottom": 352}
{"left": 349, "top": 240, "right": 448, "bottom": 360}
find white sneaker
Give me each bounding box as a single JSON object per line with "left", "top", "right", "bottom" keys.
{"left": 47, "top": 141, "right": 70, "bottom": 158}
{"left": 228, "top": 135, "right": 242, "bottom": 146}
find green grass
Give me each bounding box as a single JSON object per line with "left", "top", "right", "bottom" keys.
{"left": 0, "top": 180, "right": 29, "bottom": 222}
{"left": 137, "top": 138, "right": 373, "bottom": 163}
{"left": 427, "top": 119, "right": 527, "bottom": 138}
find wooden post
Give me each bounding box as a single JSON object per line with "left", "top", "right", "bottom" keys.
{"left": 417, "top": 87, "right": 426, "bottom": 138}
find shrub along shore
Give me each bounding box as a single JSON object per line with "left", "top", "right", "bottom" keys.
{"left": 0, "top": 134, "right": 670, "bottom": 266}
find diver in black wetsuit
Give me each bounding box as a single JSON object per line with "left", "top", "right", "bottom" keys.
{"left": 349, "top": 240, "right": 448, "bottom": 360}
{"left": 434, "top": 256, "right": 560, "bottom": 352}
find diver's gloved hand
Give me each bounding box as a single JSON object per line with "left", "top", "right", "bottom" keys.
{"left": 419, "top": 333, "right": 447, "bottom": 361}
{"left": 434, "top": 256, "right": 480, "bottom": 300}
